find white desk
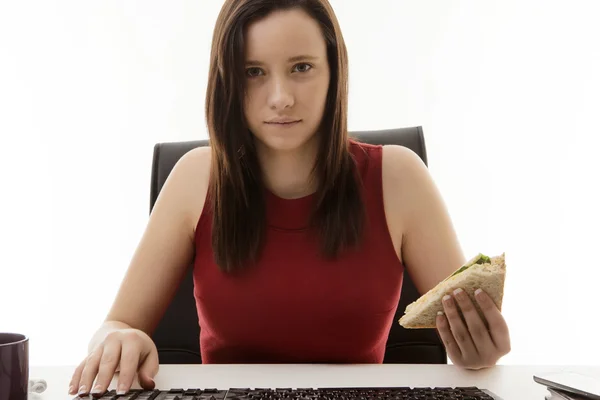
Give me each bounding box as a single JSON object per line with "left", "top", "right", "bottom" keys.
{"left": 30, "top": 364, "right": 600, "bottom": 400}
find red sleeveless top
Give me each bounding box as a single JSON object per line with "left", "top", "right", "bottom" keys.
{"left": 192, "top": 140, "right": 404, "bottom": 363}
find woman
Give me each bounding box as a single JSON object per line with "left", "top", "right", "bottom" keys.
{"left": 69, "top": 0, "right": 511, "bottom": 396}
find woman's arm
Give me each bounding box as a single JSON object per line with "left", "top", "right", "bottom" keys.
{"left": 382, "top": 145, "right": 511, "bottom": 369}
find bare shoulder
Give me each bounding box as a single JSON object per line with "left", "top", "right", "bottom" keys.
{"left": 380, "top": 145, "right": 427, "bottom": 265}
{"left": 381, "top": 144, "right": 444, "bottom": 224}
{"left": 381, "top": 144, "right": 432, "bottom": 212}
{"left": 381, "top": 144, "right": 427, "bottom": 183}
{"left": 163, "top": 146, "right": 212, "bottom": 235}
{"left": 381, "top": 145, "right": 465, "bottom": 294}
{"left": 177, "top": 145, "right": 212, "bottom": 179}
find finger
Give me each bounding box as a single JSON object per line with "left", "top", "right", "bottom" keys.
{"left": 452, "top": 288, "right": 495, "bottom": 355}
{"left": 436, "top": 311, "right": 463, "bottom": 364}
{"left": 77, "top": 347, "right": 104, "bottom": 395}
{"left": 475, "top": 288, "right": 511, "bottom": 354}
{"left": 442, "top": 293, "right": 478, "bottom": 358}
{"left": 91, "top": 338, "right": 122, "bottom": 395}
{"left": 138, "top": 348, "right": 159, "bottom": 390}
{"left": 68, "top": 360, "right": 86, "bottom": 395}
{"left": 115, "top": 338, "right": 143, "bottom": 394}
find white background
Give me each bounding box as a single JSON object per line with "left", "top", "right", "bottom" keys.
{"left": 1, "top": 0, "right": 599, "bottom": 367}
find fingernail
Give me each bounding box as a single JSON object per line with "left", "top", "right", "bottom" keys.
{"left": 91, "top": 385, "right": 103, "bottom": 394}
{"left": 475, "top": 288, "right": 483, "bottom": 296}
{"left": 443, "top": 294, "right": 452, "bottom": 304}
{"left": 117, "top": 384, "right": 127, "bottom": 395}
{"left": 78, "top": 385, "right": 87, "bottom": 394}
{"left": 436, "top": 311, "right": 445, "bottom": 326}
{"left": 453, "top": 288, "right": 463, "bottom": 296}
{"left": 68, "top": 385, "right": 74, "bottom": 394}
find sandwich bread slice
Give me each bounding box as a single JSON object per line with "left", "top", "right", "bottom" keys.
{"left": 399, "top": 252, "right": 506, "bottom": 329}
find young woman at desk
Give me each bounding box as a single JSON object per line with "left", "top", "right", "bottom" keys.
{"left": 69, "top": 0, "right": 511, "bottom": 396}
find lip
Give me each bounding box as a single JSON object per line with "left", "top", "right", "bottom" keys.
{"left": 264, "top": 118, "right": 302, "bottom": 124}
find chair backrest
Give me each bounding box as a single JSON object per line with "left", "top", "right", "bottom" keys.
{"left": 149, "top": 126, "right": 447, "bottom": 364}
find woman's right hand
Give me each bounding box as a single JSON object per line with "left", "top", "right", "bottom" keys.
{"left": 68, "top": 328, "right": 159, "bottom": 396}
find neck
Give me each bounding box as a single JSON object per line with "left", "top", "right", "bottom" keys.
{"left": 256, "top": 136, "right": 319, "bottom": 199}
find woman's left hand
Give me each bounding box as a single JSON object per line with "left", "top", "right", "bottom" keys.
{"left": 436, "top": 288, "right": 511, "bottom": 370}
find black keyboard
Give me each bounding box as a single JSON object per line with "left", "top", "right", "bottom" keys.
{"left": 74, "top": 386, "right": 503, "bottom": 400}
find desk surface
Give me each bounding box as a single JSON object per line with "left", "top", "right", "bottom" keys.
{"left": 30, "top": 364, "right": 600, "bottom": 400}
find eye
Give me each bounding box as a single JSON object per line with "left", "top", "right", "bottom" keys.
{"left": 293, "top": 63, "right": 313, "bottom": 73}
{"left": 246, "top": 67, "right": 263, "bottom": 78}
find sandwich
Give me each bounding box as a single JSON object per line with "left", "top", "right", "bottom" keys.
{"left": 399, "top": 253, "right": 506, "bottom": 329}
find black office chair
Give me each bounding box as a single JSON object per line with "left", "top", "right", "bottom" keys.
{"left": 149, "top": 126, "right": 447, "bottom": 365}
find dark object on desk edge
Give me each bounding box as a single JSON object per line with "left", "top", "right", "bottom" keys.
{"left": 73, "top": 386, "right": 502, "bottom": 400}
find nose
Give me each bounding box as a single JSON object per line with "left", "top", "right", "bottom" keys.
{"left": 267, "top": 76, "right": 294, "bottom": 111}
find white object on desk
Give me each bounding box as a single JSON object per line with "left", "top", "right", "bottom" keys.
{"left": 534, "top": 371, "right": 600, "bottom": 399}
{"left": 28, "top": 378, "right": 47, "bottom": 393}
{"left": 30, "top": 364, "right": 600, "bottom": 400}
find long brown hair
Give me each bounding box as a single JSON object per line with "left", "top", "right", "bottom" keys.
{"left": 205, "top": 0, "right": 365, "bottom": 272}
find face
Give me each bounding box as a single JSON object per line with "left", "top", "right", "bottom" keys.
{"left": 243, "top": 8, "right": 331, "bottom": 154}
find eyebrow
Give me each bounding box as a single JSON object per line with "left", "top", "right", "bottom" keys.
{"left": 245, "top": 55, "right": 319, "bottom": 66}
